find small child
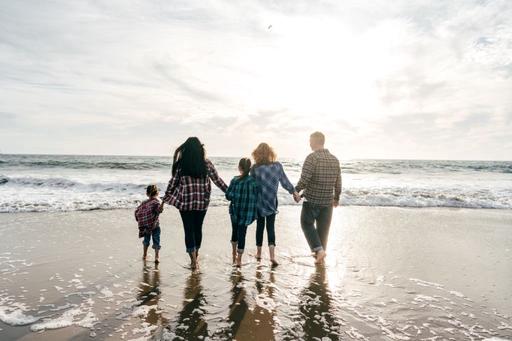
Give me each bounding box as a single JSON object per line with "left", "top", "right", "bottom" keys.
{"left": 135, "top": 185, "right": 163, "bottom": 263}
{"left": 225, "top": 158, "right": 259, "bottom": 267}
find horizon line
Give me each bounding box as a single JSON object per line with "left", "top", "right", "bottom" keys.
{"left": 0, "top": 152, "right": 510, "bottom": 162}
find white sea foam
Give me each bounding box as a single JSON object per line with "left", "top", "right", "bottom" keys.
{"left": 30, "top": 307, "right": 98, "bottom": 331}
{"left": 1, "top": 156, "right": 511, "bottom": 212}
{"left": 0, "top": 307, "right": 39, "bottom": 326}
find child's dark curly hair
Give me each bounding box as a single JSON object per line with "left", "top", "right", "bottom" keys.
{"left": 146, "top": 184, "right": 159, "bottom": 197}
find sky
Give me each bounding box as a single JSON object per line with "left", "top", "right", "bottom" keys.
{"left": 1, "top": 0, "right": 511, "bottom": 160}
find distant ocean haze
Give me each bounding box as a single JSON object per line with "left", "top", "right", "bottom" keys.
{"left": 0, "top": 154, "right": 511, "bottom": 212}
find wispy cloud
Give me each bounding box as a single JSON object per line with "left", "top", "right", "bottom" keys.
{"left": 0, "top": 0, "right": 511, "bottom": 159}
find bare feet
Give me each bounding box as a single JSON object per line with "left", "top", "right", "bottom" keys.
{"left": 256, "top": 247, "right": 262, "bottom": 261}
{"left": 315, "top": 250, "right": 326, "bottom": 264}
{"left": 270, "top": 259, "right": 279, "bottom": 267}
{"left": 155, "top": 258, "right": 160, "bottom": 264}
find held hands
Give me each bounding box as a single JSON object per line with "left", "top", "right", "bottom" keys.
{"left": 292, "top": 191, "right": 302, "bottom": 203}
{"left": 333, "top": 200, "right": 339, "bottom": 208}
{"left": 159, "top": 202, "right": 165, "bottom": 213}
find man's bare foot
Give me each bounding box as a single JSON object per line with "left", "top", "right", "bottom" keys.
{"left": 315, "top": 250, "right": 326, "bottom": 264}
{"left": 155, "top": 258, "right": 160, "bottom": 264}
{"left": 270, "top": 259, "right": 279, "bottom": 267}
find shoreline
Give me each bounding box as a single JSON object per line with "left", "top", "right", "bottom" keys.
{"left": 2, "top": 204, "right": 512, "bottom": 215}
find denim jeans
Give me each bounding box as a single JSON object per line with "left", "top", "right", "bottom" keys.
{"left": 300, "top": 202, "right": 333, "bottom": 252}
{"left": 230, "top": 218, "right": 248, "bottom": 253}
{"left": 179, "top": 210, "right": 207, "bottom": 253}
{"left": 143, "top": 226, "right": 161, "bottom": 250}
{"left": 256, "top": 213, "right": 276, "bottom": 247}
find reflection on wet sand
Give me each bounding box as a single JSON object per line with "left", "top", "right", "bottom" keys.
{"left": 215, "top": 267, "right": 276, "bottom": 340}
{"left": 173, "top": 271, "right": 209, "bottom": 339}
{"left": 137, "top": 262, "right": 167, "bottom": 326}
{"left": 285, "top": 265, "right": 342, "bottom": 340}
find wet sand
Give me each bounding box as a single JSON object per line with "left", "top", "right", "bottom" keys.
{"left": 0, "top": 206, "right": 511, "bottom": 340}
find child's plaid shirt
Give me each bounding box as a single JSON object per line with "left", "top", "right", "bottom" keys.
{"left": 134, "top": 197, "right": 161, "bottom": 237}
{"left": 226, "top": 175, "right": 259, "bottom": 226}
{"left": 163, "top": 159, "right": 228, "bottom": 211}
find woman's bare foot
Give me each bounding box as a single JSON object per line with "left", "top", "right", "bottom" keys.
{"left": 255, "top": 246, "right": 262, "bottom": 261}
{"left": 315, "top": 250, "right": 326, "bottom": 264}
{"left": 155, "top": 258, "right": 160, "bottom": 264}
{"left": 236, "top": 254, "right": 242, "bottom": 267}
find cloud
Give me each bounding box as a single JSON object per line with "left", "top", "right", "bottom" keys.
{"left": 0, "top": 0, "right": 511, "bottom": 159}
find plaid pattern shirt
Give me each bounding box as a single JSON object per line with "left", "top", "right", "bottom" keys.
{"left": 296, "top": 149, "right": 342, "bottom": 206}
{"left": 134, "top": 197, "right": 161, "bottom": 238}
{"left": 163, "top": 159, "right": 228, "bottom": 211}
{"left": 226, "top": 175, "right": 259, "bottom": 226}
{"left": 250, "top": 162, "right": 295, "bottom": 217}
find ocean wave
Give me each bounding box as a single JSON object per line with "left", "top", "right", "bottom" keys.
{"left": 1, "top": 155, "right": 511, "bottom": 174}
{"left": 0, "top": 175, "right": 162, "bottom": 192}
{"left": 1, "top": 185, "right": 510, "bottom": 212}
{"left": 0, "top": 160, "right": 171, "bottom": 170}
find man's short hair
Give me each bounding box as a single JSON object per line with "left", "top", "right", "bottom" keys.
{"left": 310, "top": 131, "right": 325, "bottom": 145}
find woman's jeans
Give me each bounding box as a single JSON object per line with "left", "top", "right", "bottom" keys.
{"left": 179, "top": 210, "right": 207, "bottom": 253}
{"left": 256, "top": 213, "right": 276, "bottom": 247}
{"left": 230, "top": 218, "right": 248, "bottom": 253}
{"left": 300, "top": 202, "right": 333, "bottom": 252}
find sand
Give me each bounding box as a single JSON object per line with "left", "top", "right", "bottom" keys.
{"left": 0, "top": 206, "right": 511, "bottom": 340}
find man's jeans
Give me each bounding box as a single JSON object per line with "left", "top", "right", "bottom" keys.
{"left": 300, "top": 202, "right": 333, "bottom": 252}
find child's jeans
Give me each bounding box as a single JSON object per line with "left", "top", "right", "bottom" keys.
{"left": 143, "top": 227, "right": 161, "bottom": 250}
{"left": 231, "top": 219, "right": 248, "bottom": 254}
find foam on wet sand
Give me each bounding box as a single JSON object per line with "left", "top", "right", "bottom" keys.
{"left": 0, "top": 206, "right": 511, "bottom": 340}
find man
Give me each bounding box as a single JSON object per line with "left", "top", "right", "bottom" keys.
{"left": 294, "top": 132, "right": 341, "bottom": 263}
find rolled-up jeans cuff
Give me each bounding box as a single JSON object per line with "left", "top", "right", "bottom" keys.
{"left": 152, "top": 245, "right": 161, "bottom": 250}
{"left": 237, "top": 248, "right": 244, "bottom": 254}
{"left": 312, "top": 246, "right": 324, "bottom": 253}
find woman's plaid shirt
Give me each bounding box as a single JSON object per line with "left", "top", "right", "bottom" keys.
{"left": 226, "top": 175, "right": 259, "bottom": 226}
{"left": 295, "top": 149, "right": 342, "bottom": 206}
{"left": 163, "top": 159, "right": 228, "bottom": 211}
{"left": 250, "top": 162, "right": 295, "bottom": 217}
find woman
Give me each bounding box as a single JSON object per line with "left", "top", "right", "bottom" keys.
{"left": 162, "top": 137, "right": 227, "bottom": 269}
{"left": 250, "top": 142, "right": 298, "bottom": 266}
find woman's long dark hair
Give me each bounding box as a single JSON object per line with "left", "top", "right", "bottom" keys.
{"left": 172, "top": 137, "right": 207, "bottom": 178}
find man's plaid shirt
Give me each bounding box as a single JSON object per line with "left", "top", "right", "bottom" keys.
{"left": 250, "top": 162, "right": 295, "bottom": 217}
{"left": 163, "top": 159, "right": 228, "bottom": 211}
{"left": 134, "top": 197, "right": 161, "bottom": 237}
{"left": 295, "top": 149, "right": 342, "bottom": 206}
{"left": 226, "top": 175, "right": 259, "bottom": 226}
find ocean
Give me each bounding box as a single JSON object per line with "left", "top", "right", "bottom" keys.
{"left": 0, "top": 154, "right": 511, "bottom": 212}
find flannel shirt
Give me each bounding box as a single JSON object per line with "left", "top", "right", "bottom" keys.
{"left": 295, "top": 149, "right": 342, "bottom": 206}
{"left": 134, "top": 197, "right": 161, "bottom": 238}
{"left": 163, "top": 159, "right": 228, "bottom": 211}
{"left": 226, "top": 175, "right": 259, "bottom": 226}
{"left": 250, "top": 162, "right": 295, "bottom": 217}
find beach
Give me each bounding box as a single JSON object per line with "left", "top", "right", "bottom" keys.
{"left": 1, "top": 206, "right": 511, "bottom": 340}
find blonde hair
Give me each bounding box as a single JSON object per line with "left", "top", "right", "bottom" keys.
{"left": 252, "top": 143, "right": 277, "bottom": 165}
{"left": 310, "top": 131, "right": 325, "bottom": 146}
